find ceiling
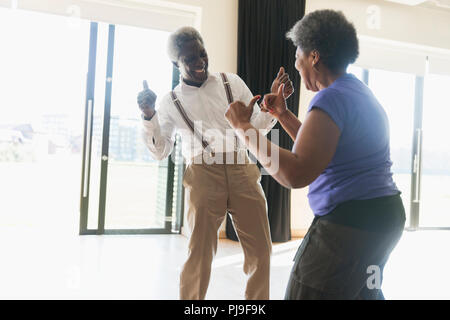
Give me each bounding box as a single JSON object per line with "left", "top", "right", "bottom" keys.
{"left": 423, "top": 0, "right": 450, "bottom": 9}
{"left": 385, "top": 0, "right": 450, "bottom": 11}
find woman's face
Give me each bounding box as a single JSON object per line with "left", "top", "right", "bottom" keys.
{"left": 295, "top": 46, "right": 320, "bottom": 92}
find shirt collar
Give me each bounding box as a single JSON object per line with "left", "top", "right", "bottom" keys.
{"left": 179, "top": 72, "right": 217, "bottom": 90}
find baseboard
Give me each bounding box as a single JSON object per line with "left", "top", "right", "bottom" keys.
{"left": 291, "top": 228, "right": 308, "bottom": 239}
{"left": 219, "top": 228, "right": 308, "bottom": 240}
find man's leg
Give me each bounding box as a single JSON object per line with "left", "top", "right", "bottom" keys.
{"left": 180, "top": 164, "right": 228, "bottom": 300}
{"left": 227, "top": 163, "right": 272, "bottom": 300}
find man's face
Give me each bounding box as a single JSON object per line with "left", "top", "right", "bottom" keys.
{"left": 176, "top": 39, "right": 209, "bottom": 86}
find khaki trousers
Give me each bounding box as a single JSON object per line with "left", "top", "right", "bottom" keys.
{"left": 180, "top": 154, "right": 272, "bottom": 300}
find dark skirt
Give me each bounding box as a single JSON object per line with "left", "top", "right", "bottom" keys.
{"left": 285, "top": 193, "right": 406, "bottom": 300}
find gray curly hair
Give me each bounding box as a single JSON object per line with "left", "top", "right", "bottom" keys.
{"left": 167, "top": 26, "right": 204, "bottom": 63}
{"left": 286, "top": 10, "right": 359, "bottom": 72}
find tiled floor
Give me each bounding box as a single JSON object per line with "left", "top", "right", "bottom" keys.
{"left": 0, "top": 221, "right": 449, "bottom": 299}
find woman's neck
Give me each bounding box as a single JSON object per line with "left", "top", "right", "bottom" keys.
{"left": 317, "top": 69, "right": 346, "bottom": 90}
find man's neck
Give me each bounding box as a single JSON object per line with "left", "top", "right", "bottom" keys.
{"left": 182, "top": 77, "right": 205, "bottom": 88}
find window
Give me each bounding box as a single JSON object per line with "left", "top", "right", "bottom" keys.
{"left": 368, "top": 68, "right": 416, "bottom": 227}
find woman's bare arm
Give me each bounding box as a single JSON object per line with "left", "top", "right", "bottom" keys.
{"left": 276, "top": 109, "right": 302, "bottom": 141}
{"left": 235, "top": 108, "right": 340, "bottom": 188}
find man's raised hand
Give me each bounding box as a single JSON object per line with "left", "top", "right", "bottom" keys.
{"left": 225, "top": 95, "right": 260, "bottom": 129}
{"left": 137, "top": 80, "right": 157, "bottom": 119}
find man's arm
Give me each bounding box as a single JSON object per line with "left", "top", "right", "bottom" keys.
{"left": 141, "top": 110, "right": 176, "bottom": 161}
{"left": 138, "top": 82, "right": 176, "bottom": 161}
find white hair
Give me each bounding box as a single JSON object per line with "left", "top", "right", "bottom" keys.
{"left": 167, "top": 26, "right": 204, "bottom": 63}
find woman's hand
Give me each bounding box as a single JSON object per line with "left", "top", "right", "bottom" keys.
{"left": 262, "top": 83, "right": 288, "bottom": 120}
{"left": 270, "top": 67, "right": 294, "bottom": 100}
{"left": 225, "top": 95, "right": 260, "bottom": 129}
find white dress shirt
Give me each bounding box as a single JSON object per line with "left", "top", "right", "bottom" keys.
{"left": 141, "top": 72, "right": 277, "bottom": 162}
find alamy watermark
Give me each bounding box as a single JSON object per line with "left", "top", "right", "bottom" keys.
{"left": 366, "top": 5, "right": 381, "bottom": 30}
{"left": 66, "top": 265, "right": 81, "bottom": 290}
{"left": 168, "top": 121, "right": 280, "bottom": 175}
{"left": 366, "top": 265, "right": 382, "bottom": 290}
{"left": 66, "top": 4, "right": 82, "bottom": 30}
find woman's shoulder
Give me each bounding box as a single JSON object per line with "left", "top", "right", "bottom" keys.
{"left": 309, "top": 87, "right": 344, "bottom": 108}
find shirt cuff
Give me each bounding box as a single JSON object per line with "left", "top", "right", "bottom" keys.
{"left": 141, "top": 111, "right": 156, "bottom": 121}
{"left": 261, "top": 111, "right": 278, "bottom": 128}
{"left": 141, "top": 112, "right": 159, "bottom": 130}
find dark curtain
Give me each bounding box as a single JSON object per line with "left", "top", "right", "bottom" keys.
{"left": 226, "top": 0, "right": 305, "bottom": 243}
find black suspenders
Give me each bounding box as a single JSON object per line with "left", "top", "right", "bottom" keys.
{"left": 171, "top": 73, "right": 239, "bottom": 154}
{"left": 220, "top": 72, "right": 234, "bottom": 104}
{"left": 170, "top": 90, "right": 210, "bottom": 151}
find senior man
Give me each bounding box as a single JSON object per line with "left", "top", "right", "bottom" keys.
{"left": 137, "top": 26, "right": 293, "bottom": 300}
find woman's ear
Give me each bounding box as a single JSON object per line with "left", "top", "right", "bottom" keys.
{"left": 311, "top": 50, "right": 320, "bottom": 70}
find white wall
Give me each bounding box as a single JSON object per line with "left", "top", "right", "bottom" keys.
{"left": 307, "top": 0, "right": 450, "bottom": 51}
{"left": 290, "top": 80, "right": 316, "bottom": 235}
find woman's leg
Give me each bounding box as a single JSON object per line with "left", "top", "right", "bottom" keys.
{"left": 285, "top": 196, "right": 405, "bottom": 300}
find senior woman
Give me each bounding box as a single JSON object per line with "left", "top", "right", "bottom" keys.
{"left": 225, "top": 9, "right": 405, "bottom": 300}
